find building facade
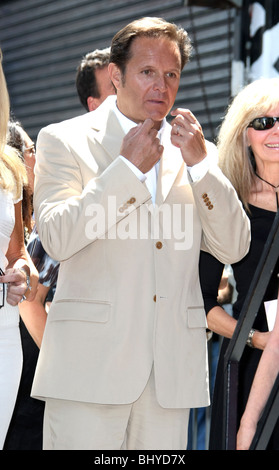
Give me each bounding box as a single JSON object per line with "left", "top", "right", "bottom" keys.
{"left": 0, "top": 0, "right": 237, "bottom": 142}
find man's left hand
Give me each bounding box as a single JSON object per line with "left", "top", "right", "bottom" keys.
{"left": 170, "top": 108, "right": 207, "bottom": 166}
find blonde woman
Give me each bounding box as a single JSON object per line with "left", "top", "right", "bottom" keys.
{"left": 199, "top": 78, "right": 279, "bottom": 449}
{"left": 0, "top": 50, "right": 38, "bottom": 448}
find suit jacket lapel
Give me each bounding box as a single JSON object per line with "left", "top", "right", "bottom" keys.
{"left": 90, "top": 98, "right": 126, "bottom": 161}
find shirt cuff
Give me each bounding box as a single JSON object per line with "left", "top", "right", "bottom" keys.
{"left": 119, "top": 156, "right": 146, "bottom": 182}
{"left": 187, "top": 156, "right": 210, "bottom": 182}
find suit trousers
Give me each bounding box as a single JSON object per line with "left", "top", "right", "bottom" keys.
{"left": 43, "top": 367, "right": 190, "bottom": 450}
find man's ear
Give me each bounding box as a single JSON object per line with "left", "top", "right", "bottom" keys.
{"left": 87, "top": 96, "right": 99, "bottom": 112}
{"left": 108, "top": 63, "right": 122, "bottom": 90}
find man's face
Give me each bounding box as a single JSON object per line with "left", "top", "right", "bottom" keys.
{"left": 87, "top": 66, "right": 115, "bottom": 111}
{"left": 109, "top": 36, "right": 181, "bottom": 129}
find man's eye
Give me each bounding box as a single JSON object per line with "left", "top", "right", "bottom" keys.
{"left": 166, "top": 72, "right": 178, "bottom": 79}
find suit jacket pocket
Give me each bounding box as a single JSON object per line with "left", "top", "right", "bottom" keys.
{"left": 49, "top": 299, "right": 111, "bottom": 323}
{"left": 187, "top": 306, "right": 207, "bottom": 328}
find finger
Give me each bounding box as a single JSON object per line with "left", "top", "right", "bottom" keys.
{"left": 134, "top": 120, "right": 159, "bottom": 144}
{"left": 172, "top": 110, "right": 201, "bottom": 132}
{"left": 171, "top": 116, "right": 186, "bottom": 138}
{"left": 127, "top": 119, "right": 155, "bottom": 139}
{"left": 171, "top": 108, "right": 195, "bottom": 121}
{"left": 1, "top": 272, "right": 23, "bottom": 284}
{"left": 142, "top": 118, "right": 155, "bottom": 128}
{"left": 6, "top": 293, "right": 23, "bottom": 306}
{"left": 6, "top": 291, "right": 25, "bottom": 306}
{"left": 126, "top": 124, "right": 142, "bottom": 139}
{"left": 139, "top": 118, "right": 156, "bottom": 134}
{"left": 7, "top": 281, "right": 26, "bottom": 295}
{"left": 149, "top": 127, "right": 159, "bottom": 141}
{"left": 171, "top": 115, "right": 187, "bottom": 136}
{"left": 171, "top": 122, "right": 183, "bottom": 136}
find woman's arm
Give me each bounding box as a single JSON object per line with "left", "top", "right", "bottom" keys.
{"left": 19, "top": 283, "right": 49, "bottom": 348}
{"left": 25, "top": 249, "right": 39, "bottom": 301}
{"left": 207, "top": 306, "right": 269, "bottom": 349}
{"left": 199, "top": 250, "right": 270, "bottom": 349}
{"left": 237, "top": 290, "right": 279, "bottom": 450}
{"left": 207, "top": 304, "right": 237, "bottom": 338}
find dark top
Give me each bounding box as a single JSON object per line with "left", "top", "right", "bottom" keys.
{"left": 199, "top": 204, "right": 279, "bottom": 449}
{"left": 27, "top": 225, "right": 59, "bottom": 294}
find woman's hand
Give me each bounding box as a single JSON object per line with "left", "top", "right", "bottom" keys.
{"left": 0, "top": 267, "right": 31, "bottom": 306}
{"left": 3, "top": 201, "right": 39, "bottom": 304}
{"left": 252, "top": 330, "right": 271, "bottom": 350}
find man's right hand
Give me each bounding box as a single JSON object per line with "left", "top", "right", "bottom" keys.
{"left": 120, "top": 119, "right": 164, "bottom": 173}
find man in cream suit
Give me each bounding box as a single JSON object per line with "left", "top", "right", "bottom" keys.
{"left": 32, "top": 17, "right": 250, "bottom": 450}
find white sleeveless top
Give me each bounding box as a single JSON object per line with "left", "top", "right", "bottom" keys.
{"left": 0, "top": 188, "right": 20, "bottom": 327}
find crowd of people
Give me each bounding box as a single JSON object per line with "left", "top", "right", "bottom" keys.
{"left": 0, "top": 16, "right": 278, "bottom": 451}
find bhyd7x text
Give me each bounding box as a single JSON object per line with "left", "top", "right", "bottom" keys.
{"left": 138, "top": 454, "right": 186, "bottom": 464}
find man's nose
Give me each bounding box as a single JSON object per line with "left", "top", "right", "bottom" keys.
{"left": 153, "top": 74, "right": 167, "bottom": 92}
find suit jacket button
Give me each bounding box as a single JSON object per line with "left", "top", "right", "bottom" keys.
{"left": 128, "top": 197, "right": 136, "bottom": 204}
{"left": 208, "top": 204, "right": 214, "bottom": 210}
{"left": 156, "top": 241, "right": 163, "bottom": 249}
{"left": 202, "top": 193, "right": 208, "bottom": 199}
{"left": 153, "top": 295, "right": 156, "bottom": 302}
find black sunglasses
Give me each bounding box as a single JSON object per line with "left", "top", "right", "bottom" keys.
{"left": 247, "top": 116, "right": 279, "bottom": 131}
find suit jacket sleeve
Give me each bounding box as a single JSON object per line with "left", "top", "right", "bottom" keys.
{"left": 34, "top": 125, "right": 151, "bottom": 261}
{"left": 192, "top": 164, "right": 250, "bottom": 264}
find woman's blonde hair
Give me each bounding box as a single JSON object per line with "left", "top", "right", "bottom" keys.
{"left": 217, "top": 77, "right": 279, "bottom": 211}
{"left": 0, "top": 49, "right": 27, "bottom": 199}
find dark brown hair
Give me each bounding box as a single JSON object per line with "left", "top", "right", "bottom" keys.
{"left": 110, "top": 17, "right": 192, "bottom": 76}
{"left": 76, "top": 47, "right": 111, "bottom": 111}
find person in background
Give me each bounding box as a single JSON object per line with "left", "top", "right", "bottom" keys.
{"left": 8, "top": 118, "right": 36, "bottom": 194}
{"left": 7, "top": 118, "right": 35, "bottom": 239}
{"left": 76, "top": 46, "right": 115, "bottom": 112}
{"left": 3, "top": 119, "right": 46, "bottom": 450}
{"left": 237, "top": 288, "right": 279, "bottom": 449}
{"left": 32, "top": 17, "right": 250, "bottom": 450}
{"left": 6, "top": 119, "right": 51, "bottom": 348}
{"left": 0, "top": 49, "right": 38, "bottom": 449}
{"left": 199, "top": 77, "right": 279, "bottom": 449}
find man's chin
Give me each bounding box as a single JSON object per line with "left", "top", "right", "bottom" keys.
{"left": 144, "top": 110, "right": 167, "bottom": 124}
{"left": 145, "top": 103, "right": 171, "bottom": 121}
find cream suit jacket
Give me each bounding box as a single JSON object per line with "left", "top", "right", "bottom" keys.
{"left": 32, "top": 96, "right": 250, "bottom": 409}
